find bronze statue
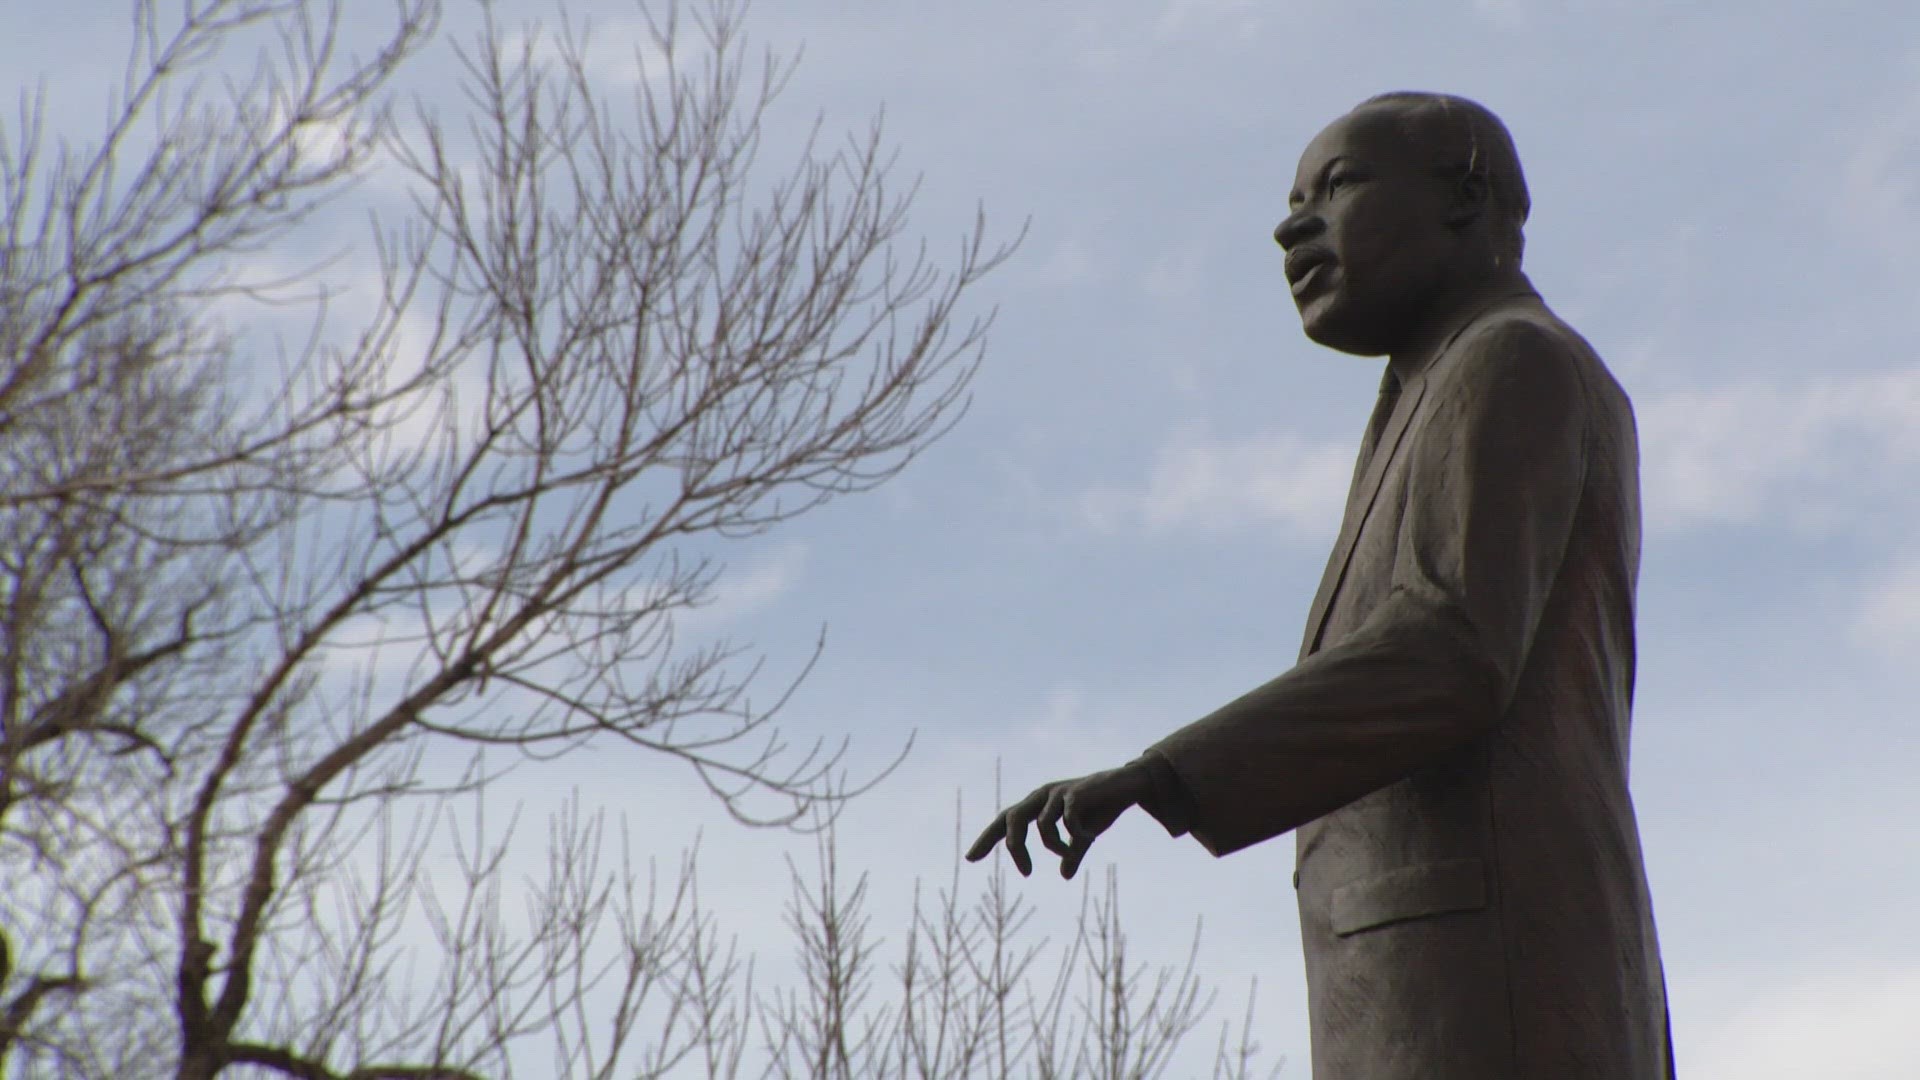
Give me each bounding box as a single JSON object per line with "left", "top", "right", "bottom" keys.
{"left": 968, "top": 93, "right": 1675, "bottom": 1079}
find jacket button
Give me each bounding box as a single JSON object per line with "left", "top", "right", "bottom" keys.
{"left": 1292, "top": 869, "right": 1301, "bottom": 889}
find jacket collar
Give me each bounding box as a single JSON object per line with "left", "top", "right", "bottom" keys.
{"left": 1385, "top": 276, "right": 1541, "bottom": 389}
{"left": 1297, "top": 279, "right": 1542, "bottom": 659}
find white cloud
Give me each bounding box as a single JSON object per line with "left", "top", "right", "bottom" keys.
{"left": 675, "top": 542, "right": 809, "bottom": 638}
{"left": 211, "top": 251, "right": 490, "bottom": 470}
{"left": 499, "top": 20, "right": 673, "bottom": 88}
{"left": 1019, "top": 237, "right": 1096, "bottom": 289}
{"left": 1078, "top": 363, "right": 1920, "bottom": 543}
{"left": 1634, "top": 367, "right": 1920, "bottom": 533}
{"left": 1140, "top": 239, "right": 1209, "bottom": 304}
{"left": 1081, "top": 367, "right": 1920, "bottom": 543}
{"left": 1852, "top": 559, "right": 1920, "bottom": 658}
{"left": 1019, "top": 686, "right": 1102, "bottom": 760}
{"left": 1059, "top": 0, "right": 1265, "bottom": 71}
{"left": 1156, "top": 0, "right": 1263, "bottom": 36}
{"left": 363, "top": 308, "right": 490, "bottom": 462}
{"left": 1470, "top": 0, "right": 1531, "bottom": 29}
{"left": 250, "top": 85, "right": 420, "bottom": 202}
{"left": 323, "top": 606, "right": 437, "bottom": 683}
{"left": 1680, "top": 965, "right": 1920, "bottom": 1080}
{"left": 1083, "top": 427, "right": 1353, "bottom": 537}
{"left": 1839, "top": 79, "right": 1920, "bottom": 273}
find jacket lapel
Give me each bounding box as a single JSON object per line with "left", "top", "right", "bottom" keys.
{"left": 1299, "top": 372, "right": 1428, "bottom": 658}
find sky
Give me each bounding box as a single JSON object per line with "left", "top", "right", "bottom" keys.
{"left": 10, "top": 0, "right": 1920, "bottom": 1076}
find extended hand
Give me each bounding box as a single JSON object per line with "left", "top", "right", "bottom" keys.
{"left": 964, "top": 763, "right": 1153, "bottom": 879}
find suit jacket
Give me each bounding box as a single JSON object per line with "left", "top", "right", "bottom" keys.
{"left": 1144, "top": 288, "right": 1673, "bottom": 1079}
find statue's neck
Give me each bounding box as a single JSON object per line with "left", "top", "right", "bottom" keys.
{"left": 1387, "top": 267, "right": 1536, "bottom": 383}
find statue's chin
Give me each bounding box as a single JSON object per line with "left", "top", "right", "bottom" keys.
{"left": 1297, "top": 293, "right": 1384, "bottom": 356}
{"left": 1300, "top": 315, "right": 1391, "bottom": 358}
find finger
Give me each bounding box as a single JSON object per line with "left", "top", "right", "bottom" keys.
{"left": 1062, "top": 833, "right": 1094, "bottom": 880}
{"left": 964, "top": 817, "right": 1007, "bottom": 862}
{"left": 1036, "top": 787, "right": 1071, "bottom": 858}
{"left": 1002, "top": 808, "right": 1034, "bottom": 877}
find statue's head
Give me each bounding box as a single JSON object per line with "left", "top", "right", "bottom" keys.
{"left": 1274, "top": 92, "right": 1530, "bottom": 356}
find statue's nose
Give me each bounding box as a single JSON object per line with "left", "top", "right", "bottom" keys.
{"left": 1274, "top": 210, "right": 1318, "bottom": 249}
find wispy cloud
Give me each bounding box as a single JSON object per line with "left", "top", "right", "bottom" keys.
{"left": 498, "top": 19, "right": 673, "bottom": 88}
{"left": 1155, "top": 0, "right": 1264, "bottom": 37}
{"left": 676, "top": 542, "right": 810, "bottom": 638}
{"left": 1082, "top": 365, "right": 1920, "bottom": 543}
{"left": 1681, "top": 964, "right": 1920, "bottom": 1080}
{"left": 1139, "top": 238, "right": 1211, "bottom": 305}
{"left": 1839, "top": 79, "right": 1920, "bottom": 274}
{"left": 1852, "top": 558, "right": 1920, "bottom": 659}
{"left": 1017, "top": 237, "right": 1098, "bottom": 289}
{"left": 1082, "top": 427, "right": 1352, "bottom": 537}
{"left": 1469, "top": 0, "right": 1531, "bottom": 30}
{"left": 1635, "top": 368, "right": 1920, "bottom": 533}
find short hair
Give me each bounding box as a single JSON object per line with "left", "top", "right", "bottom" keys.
{"left": 1358, "top": 91, "right": 1530, "bottom": 262}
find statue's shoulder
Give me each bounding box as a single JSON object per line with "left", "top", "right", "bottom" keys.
{"left": 1456, "top": 295, "right": 1592, "bottom": 360}
{"left": 1422, "top": 296, "right": 1639, "bottom": 435}
{"left": 1453, "top": 295, "right": 1618, "bottom": 382}
{"left": 1449, "top": 296, "right": 1636, "bottom": 426}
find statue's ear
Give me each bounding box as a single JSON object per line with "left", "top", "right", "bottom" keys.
{"left": 1445, "top": 171, "right": 1489, "bottom": 230}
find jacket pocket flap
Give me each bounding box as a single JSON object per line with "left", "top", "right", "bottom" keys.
{"left": 1329, "top": 857, "right": 1487, "bottom": 937}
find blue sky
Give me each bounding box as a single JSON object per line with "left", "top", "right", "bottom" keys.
{"left": 12, "top": 0, "right": 1920, "bottom": 1075}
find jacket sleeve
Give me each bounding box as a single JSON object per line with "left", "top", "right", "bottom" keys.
{"left": 1146, "top": 320, "right": 1589, "bottom": 856}
{"left": 1133, "top": 750, "right": 1196, "bottom": 837}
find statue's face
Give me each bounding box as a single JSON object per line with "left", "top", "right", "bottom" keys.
{"left": 1274, "top": 106, "right": 1457, "bottom": 356}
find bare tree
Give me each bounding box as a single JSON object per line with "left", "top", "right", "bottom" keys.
{"left": 1, "top": 1, "right": 1289, "bottom": 1076}
{"left": 1, "top": 0, "right": 1020, "bottom": 1075}
{"left": 3, "top": 1, "right": 449, "bottom": 1073}
{"left": 744, "top": 802, "right": 1287, "bottom": 1080}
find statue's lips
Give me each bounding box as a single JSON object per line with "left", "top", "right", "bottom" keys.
{"left": 1289, "top": 259, "right": 1332, "bottom": 297}
{"left": 1285, "top": 247, "right": 1334, "bottom": 297}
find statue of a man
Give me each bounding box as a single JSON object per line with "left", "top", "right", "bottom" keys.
{"left": 968, "top": 93, "right": 1674, "bottom": 1079}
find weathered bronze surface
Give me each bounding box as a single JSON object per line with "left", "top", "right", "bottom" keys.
{"left": 968, "top": 93, "right": 1674, "bottom": 1079}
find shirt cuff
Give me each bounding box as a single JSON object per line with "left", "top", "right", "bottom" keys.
{"left": 1132, "top": 751, "right": 1195, "bottom": 838}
